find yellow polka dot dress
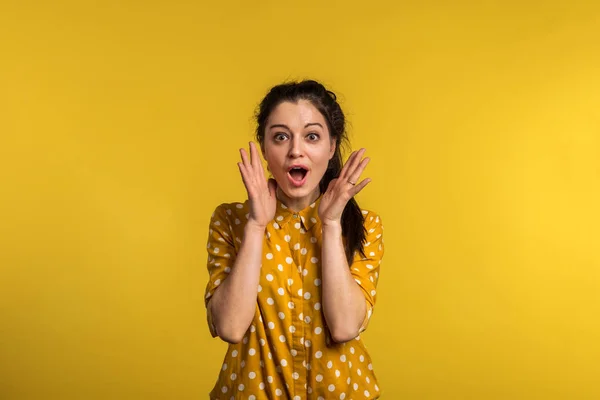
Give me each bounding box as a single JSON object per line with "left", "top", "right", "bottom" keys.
{"left": 205, "top": 195, "right": 384, "bottom": 399}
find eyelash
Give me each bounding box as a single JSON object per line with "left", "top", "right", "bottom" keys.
{"left": 274, "top": 133, "right": 320, "bottom": 141}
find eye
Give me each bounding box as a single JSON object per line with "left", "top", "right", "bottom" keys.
{"left": 307, "top": 133, "right": 320, "bottom": 141}
{"left": 274, "top": 133, "right": 288, "bottom": 142}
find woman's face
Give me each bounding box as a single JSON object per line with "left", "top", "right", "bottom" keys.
{"left": 262, "top": 100, "right": 336, "bottom": 207}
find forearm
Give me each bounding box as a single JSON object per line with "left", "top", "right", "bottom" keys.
{"left": 209, "top": 223, "right": 265, "bottom": 343}
{"left": 320, "top": 222, "right": 366, "bottom": 342}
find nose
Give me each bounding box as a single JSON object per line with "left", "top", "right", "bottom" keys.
{"left": 288, "top": 137, "right": 303, "bottom": 158}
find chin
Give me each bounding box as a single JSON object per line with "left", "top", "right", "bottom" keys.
{"left": 282, "top": 183, "right": 320, "bottom": 199}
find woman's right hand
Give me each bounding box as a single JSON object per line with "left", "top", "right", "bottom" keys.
{"left": 238, "top": 141, "right": 277, "bottom": 229}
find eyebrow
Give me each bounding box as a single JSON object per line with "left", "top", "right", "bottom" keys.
{"left": 268, "top": 122, "right": 324, "bottom": 130}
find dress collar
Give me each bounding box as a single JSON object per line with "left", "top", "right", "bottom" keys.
{"left": 273, "top": 195, "right": 322, "bottom": 231}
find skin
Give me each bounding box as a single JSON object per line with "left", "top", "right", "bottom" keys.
{"left": 208, "top": 100, "right": 371, "bottom": 343}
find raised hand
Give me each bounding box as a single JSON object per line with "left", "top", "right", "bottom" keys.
{"left": 318, "top": 148, "right": 371, "bottom": 225}
{"left": 237, "top": 142, "right": 278, "bottom": 229}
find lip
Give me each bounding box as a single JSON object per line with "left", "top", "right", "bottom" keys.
{"left": 286, "top": 164, "right": 310, "bottom": 172}
{"left": 286, "top": 164, "right": 310, "bottom": 187}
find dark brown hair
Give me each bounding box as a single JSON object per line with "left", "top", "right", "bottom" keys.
{"left": 255, "top": 80, "right": 367, "bottom": 264}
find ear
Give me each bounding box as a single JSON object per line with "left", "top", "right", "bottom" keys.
{"left": 329, "top": 138, "right": 337, "bottom": 160}
{"left": 260, "top": 143, "right": 271, "bottom": 172}
{"left": 260, "top": 142, "right": 266, "bottom": 158}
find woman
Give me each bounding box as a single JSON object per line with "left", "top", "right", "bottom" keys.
{"left": 205, "top": 80, "right": 384, "bottom": 399}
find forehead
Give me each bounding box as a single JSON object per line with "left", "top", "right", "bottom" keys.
{"left": 267, "top": 100, "right": 328, "bottom": 129}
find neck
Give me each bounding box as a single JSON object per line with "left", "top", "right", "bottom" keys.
{"left": 276, "top": 187, "right": 321, "bottom": 212}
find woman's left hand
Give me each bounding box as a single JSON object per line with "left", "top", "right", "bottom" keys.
{"left": 318, "top": 148, "right": 371, "bottom": 226}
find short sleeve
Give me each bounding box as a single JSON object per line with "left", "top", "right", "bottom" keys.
{"left": 204, "top": 204, "right": 237, "bottom": 337}
{"left": 350, "top": 211, "right": 384, "bottom": 333}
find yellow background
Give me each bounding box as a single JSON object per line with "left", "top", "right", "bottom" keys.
{"left": 1, "top": 0, "right": 599, "bottom": 399}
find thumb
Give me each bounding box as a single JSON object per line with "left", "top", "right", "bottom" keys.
{"left": 268, "top": 178, "right": 278, "bottom": 197}
{"left": 326, "top": 178, "right": 338, "bottom": 192}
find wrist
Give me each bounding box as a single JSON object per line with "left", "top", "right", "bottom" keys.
{"left": 245, "top": 221, "right": 267, "bottom": 234}
{"left": 321, "top": 220, "right": 342, "bottom": 231}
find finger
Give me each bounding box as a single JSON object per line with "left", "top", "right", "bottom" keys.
{"left": 267, "top": 178, "right": 277, "bottom": 197}
{"left": 249, "top": 142, "right": 268, "bottom": 181}
{"left": 238, "top": 162, "right": 253, "bottom": 195}
{"left": 238, "top": 161, "right": 252, "bottom": 186}
{"left": 350, "top": 177, "right": 371, "bottom": 196}
{"left": 347, "top": 157, "right": 370, "bottom": 186}
{"left": 341, "top": 148, "right": 366, "bottom": 180}
{"left": 255, "top": 144, "right": 268, "bottom": 179}
{"left": 338, "top": 150, "right": 358, "bottom": 179}
{"left": 240, "top": 148, "right": 251, "bottom": 168}
{"left": 250, "top": 142, "right": 262, "bottom": 170}
{"left": 346, "top": 148, "right": 366, "bottom": 176}
{"left": 324, "top": 178, "right": 338, "bottom": 194}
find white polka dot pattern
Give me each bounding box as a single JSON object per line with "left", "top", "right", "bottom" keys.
{"left": 204, "top": 198, "right": 384, "bottom": 399}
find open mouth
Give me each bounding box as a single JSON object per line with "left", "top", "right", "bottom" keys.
{"left": 287, "top": 166, "right": 309, "bottom": 186}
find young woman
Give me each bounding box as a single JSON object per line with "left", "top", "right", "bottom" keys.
{"left": 205, "top": 80, "right": 384, "bottom": 399}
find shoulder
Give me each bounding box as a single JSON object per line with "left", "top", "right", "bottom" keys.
{"left": 359, "top": 208, "right": 384, "bottom": 242}
{"left": 360, "top": 208, "right": 383, "bottom": 228}
{"left": 208, "top": 201, "right": 251, "bottom": 248}
{"left": 211, "top": 200, "right": 250, "bottom": 222}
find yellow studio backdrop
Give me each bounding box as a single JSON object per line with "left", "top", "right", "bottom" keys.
{"left": 1, "top": 0, "right": 599, "bottom": 399}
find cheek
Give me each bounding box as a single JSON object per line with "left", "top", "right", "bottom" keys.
{"left": 265, "top": 158, "right": 285, "bottom": 177}
{"left": 263, "top": 149, "right": 279, "bottom": 167}
{"left": 317, "top": 151, "right": 332, "bottom": 168}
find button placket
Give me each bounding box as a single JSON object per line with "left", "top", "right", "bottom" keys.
{"left": 289, "top": 215, "right": 306, "bottom": 399}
